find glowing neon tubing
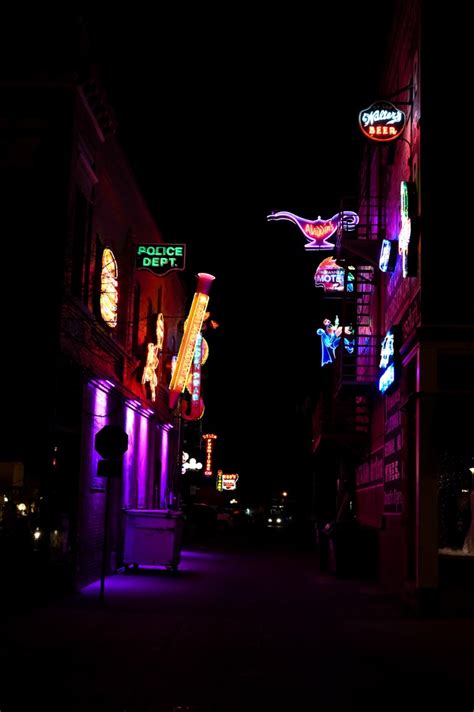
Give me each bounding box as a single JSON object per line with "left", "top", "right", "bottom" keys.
{"left": 169, "top": 273, "right": 215, "bottom": 409}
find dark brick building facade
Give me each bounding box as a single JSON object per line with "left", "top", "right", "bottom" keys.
{"left": 1, "top": 28, "right": 186, "bottom": 589}
{"left": 312, "top": 0, "right": 474, "bottom": 611}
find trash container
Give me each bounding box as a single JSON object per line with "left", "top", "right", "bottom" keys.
{"left": 123, "top": 509, "right": 184, "bottom": 571}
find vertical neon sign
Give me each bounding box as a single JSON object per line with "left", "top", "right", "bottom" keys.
{"left": 181, "top": 332, "right": 205, "bottom": 420}
{"left": 378, "top": 328, "right": 399, "bottom": 394}
{"left": 398, "top": 181, "right": 417, "bottom": 278}
{"left": 202, "top": 433, "right": 217, "bottom": 476}
{"left": 169, "top": 273, "right": 215, "bottom": 409}
{"left": 141, "top": 313, "right": 164, "bottom": 401}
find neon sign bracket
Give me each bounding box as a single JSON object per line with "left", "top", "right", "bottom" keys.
{"left": 382, "top": 82, "right": 414, "bottom": 168}
{"left": 380, "top": 83, "right": 413, "bottom": 106}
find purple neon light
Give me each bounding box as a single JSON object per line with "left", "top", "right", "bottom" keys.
{"left": 267, "top": 211, "right": 359, "bottom": 250}
{"left": 137, "top": 416, "right": 149, "bottom": 508}
{"left": 160, "top": 428, "right": 169, "bottom": 509}
{"left": 123, "top": 405, "right": 136, "bottom": 508}
{"left": 89, "top": 381, "right": 109, "bottom": 487}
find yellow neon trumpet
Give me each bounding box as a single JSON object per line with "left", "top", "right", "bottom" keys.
{"left": 169, "top": 273, "right": 215, "bottom": 409}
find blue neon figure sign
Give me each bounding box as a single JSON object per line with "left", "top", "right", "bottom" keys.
{"left": 316, "top": 316, "right": 355, "bottom": 367}
{"left": 378, "top": 328, "right": 398, "bottom": 394}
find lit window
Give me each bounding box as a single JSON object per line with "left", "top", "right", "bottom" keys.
{"left": 100, "top": 248, "right": 118, "bottom": 328}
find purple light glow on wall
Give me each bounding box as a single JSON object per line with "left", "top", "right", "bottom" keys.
{"left": 88, "top": 381, "right": 109, "bottom": 488}
{"left": 267, "top": 211, "right": 359, "bottom": 250}
{"left": 137, "top": 416, "right": 149, "bottom": 509}
{"left": 123, "top": 405, "right": 136, "bottom": 508}
{"left": 160, "top": 428, "right": 170, "bottom": 509}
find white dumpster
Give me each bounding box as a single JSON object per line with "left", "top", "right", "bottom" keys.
{"left": 123, "top": 509, "right": 184, "bottom": 572}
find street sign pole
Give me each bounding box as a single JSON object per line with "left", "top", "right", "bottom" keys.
{"left": 99, "top": 475, "right": 112, "bottom": 604}
{"left": 94, "top": 425, "right": 128, "bottom": 604}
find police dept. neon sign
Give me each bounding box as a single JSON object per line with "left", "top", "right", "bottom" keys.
{"left": 378, "top": 328, "right": 398, "bottom": 394}
{"left": 359, "top": 101, "right": 406, "bottom": 142}
{"left": 267, "top": 211, "right": 359, "bottom": 250}
{"left": 136, "top": 244, "right": 186, "bottom": 276}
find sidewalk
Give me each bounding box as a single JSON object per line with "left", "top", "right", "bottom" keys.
{"left": 1, "top": 536, "right": 474, "bottom": 711}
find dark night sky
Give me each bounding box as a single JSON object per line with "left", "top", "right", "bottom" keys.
{"left": 83, "top": 5, "right": 395, "bottom": 501}
{"left": 9, "top": 8, "right": 395, "bottom": 501}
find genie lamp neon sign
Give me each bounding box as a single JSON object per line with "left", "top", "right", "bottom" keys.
{"left": 267, "top": 210, "right": 359, "bottom": 250}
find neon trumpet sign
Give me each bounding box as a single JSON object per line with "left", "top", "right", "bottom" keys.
{"left": 169, "top": 273, "right": 215, "bottom": 409}
{"left": 267, "top": 211, "right": 359, "bottom": 250}
{"left": 181, "top": 332, "right": 205, "bottom": 421}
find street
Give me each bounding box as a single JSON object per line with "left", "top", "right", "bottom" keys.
{"left": 1, "top": 530, "right": 473, "bottom": 711}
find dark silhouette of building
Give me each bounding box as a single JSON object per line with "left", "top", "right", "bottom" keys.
{"left": 312, "top": 0, "right": 474, "bottom": 612}
{"left": 0, "top": 18, "right": 186, "bottom": 590}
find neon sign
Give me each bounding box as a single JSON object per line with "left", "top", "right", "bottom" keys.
{"left": 267, "top": 211, "right": 359, "bottom": 250}
{"left": 181, "top": 452, "right": 203, "bottom": 474}
{"left": 100, "top": 248, "right": 118, "bottom": 328}
{"left": 378, "top": 328, "right": 399, "bottom": 394}
{"left": 314, "top": 257, "right": 345, "bottom": 292}
{"left": 181, "top": 332, "right": 205, "bottom": 421}
{"left": 202, "top": 433, "right": 217, "bottom": 477}
{"left": 222, "top": 473, "right": 239, "bottom": 491}
{"left": 216, "top": 471, "right": 239, "bottom": 491}
{"left": 136, "top": 244, "right": 186, "bottom": 276}
{"left": 398, "top": 181, "right": 417, "bottom": 278}
{"left": 169, "top": 273, "right": 215, "bottom": 409}
{"left": 358, "top": 101, "right": 406, "bottom": 142}
{"left": 141, "top": 313, "right": 164, "bottom": 402}
{"left": 379, "top": 364, "right": 395, "bottom": 394}
{"left": 379, "top": 239, "right": 398, "bottom": 273}
{"left": 316, "top": 316, "right": 354, "bottom": 367}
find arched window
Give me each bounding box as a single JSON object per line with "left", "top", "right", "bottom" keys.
{"left": 100, "top": 248, "right": 118, "bottom": 328}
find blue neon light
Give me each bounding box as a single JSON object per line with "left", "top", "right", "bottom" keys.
{"left": 379, "top": 363, "right": 395, "bottom": 393}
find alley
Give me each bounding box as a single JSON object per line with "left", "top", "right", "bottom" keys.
{"left": 1, "top": 532, "right": 473, "bottom": 711}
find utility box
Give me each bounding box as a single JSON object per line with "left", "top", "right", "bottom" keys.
{"left": 123, "top": 509, "right": 184, "bottom": 572}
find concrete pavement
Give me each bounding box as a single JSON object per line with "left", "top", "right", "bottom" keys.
{"left": 1, "top": 531, "right": 473, "bottom": 711}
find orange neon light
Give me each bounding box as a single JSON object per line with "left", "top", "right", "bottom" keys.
{"left": 202, "top": 433, "right": 217, "bottom": 476}
{"left": 100, "top": 248, "right": 118, "bottom": 328}
{"left": 169, "top": 273, "right": 215, "bottom": 409}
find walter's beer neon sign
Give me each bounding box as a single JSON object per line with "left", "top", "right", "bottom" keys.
{"left": 359, "top": 101, "right": 406, "bottom": 142}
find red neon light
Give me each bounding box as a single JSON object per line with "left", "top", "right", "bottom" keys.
{"left": 305, "top": 221, "right": 335, "bottom": 239}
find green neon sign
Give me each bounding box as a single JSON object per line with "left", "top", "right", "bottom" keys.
{"left": 136, "top": 244, "right": 186, "bottom": 276}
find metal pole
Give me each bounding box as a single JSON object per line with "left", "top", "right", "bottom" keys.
{"left": 99, "top": 476, "right": 111, "bottom": 603}
{"left": 173, "top": 407, "right": 183, "bottom": 510}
